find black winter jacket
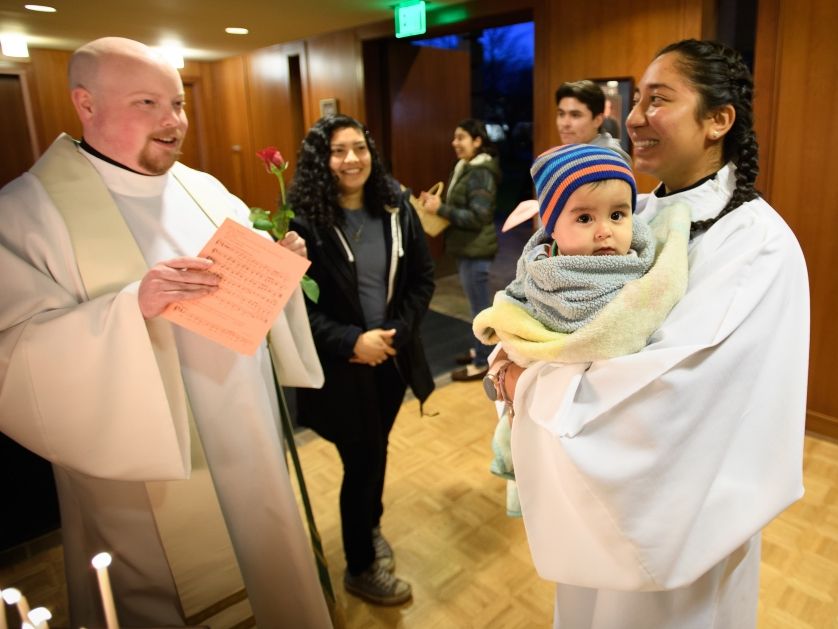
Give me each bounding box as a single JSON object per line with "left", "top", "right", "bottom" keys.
{"left": 290, "top": 192, "right": 435, "bottom": 441}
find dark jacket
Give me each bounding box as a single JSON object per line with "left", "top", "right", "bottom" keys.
{"left": 438, "top": 154, "right": 500, "bottom": 259}
{"left": 290, "top": 191, "right": 435, "bottom": 441}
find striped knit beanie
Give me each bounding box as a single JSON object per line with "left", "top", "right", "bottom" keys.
{"left": 531, "top": 144, "right": 636, "bottom": 236}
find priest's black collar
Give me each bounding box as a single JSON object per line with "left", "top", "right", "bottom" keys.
{"left": 79, "top": 138, "right": 151, "bottom": 176}
{"left": 654, "top": 171, "right": 718, "bottom": 198}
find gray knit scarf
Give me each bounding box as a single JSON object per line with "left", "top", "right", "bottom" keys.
{"left": 505, "top": 217, "right": 655, "bottom": 332}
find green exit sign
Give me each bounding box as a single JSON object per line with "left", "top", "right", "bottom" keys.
{"left": 395, "top": 0, "right": 426, "bottom": 38}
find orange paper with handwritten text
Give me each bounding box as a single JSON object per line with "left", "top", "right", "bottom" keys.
{"left": 162, "top": 218, "right": 310, "bottom": 355}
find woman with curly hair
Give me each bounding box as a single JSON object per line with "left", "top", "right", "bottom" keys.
{"left": 495, "top": 40, "right": 809, "bottom": 628}
{"left": 288, "top": 114, "right": 435, "bottom": 606}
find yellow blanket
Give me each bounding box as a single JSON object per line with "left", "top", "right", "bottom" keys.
{"left": 474, "top": 202, "right": 691, "bottom": 366}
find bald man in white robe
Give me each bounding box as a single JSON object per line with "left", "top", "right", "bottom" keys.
{"left": 0, "top": 37, "right": 332, "bottom": 628}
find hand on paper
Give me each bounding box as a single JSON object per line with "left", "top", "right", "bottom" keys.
{"left": 351, "top": 328, "right": 397, "bottom": 366}
{"left": 278, "top": 230, "right": 307, "bottom": 259}
{"left": 138, "top": 256, "right": 220, "bottom": 319}
{"left": 419, "top": 191, "right": 441, "bottom": 214}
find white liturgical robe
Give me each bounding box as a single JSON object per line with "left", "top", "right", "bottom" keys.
{"left": 0, "top": 135, "right": 332, "bottom": 628}
{"left": 511, "top": 164, "right": 809, "bottom": 629}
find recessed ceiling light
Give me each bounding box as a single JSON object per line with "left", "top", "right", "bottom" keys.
{"left": 24, "top": 4, "right": 57, "bottom": 12}
{"left": 1, "top": 33, "right": 29, "bottom": 58}
{"left": 225, "top": 27, "right": 249, "bottom": 35}
{"left": 155, "top": 44, "right": 185, "bottom": 69}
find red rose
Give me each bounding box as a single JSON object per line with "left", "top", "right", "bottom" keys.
{"left": 256, "top": 147, "right": 285, "bottom": 172}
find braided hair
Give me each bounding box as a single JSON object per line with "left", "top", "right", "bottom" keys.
{"left": 657, "top": 40, "right": 760, "bottom": 237}
{"left": 287, "top": 114, "right": 400, "bottom": 229}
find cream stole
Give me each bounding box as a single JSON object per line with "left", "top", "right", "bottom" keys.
{"left": 31, "top": 134, "right": 250, "bottom": 623}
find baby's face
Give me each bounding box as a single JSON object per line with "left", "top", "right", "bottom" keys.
{"left": 551, "top": 179, "right": 633, "bottom": 256}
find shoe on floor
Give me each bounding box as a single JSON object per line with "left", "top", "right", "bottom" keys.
{"left": 451, "top": 365, "right": 489, "bottom": 381}
{"left": 344, "top": 565, "right": 412, "bottom": 606}
{"left": 373, "top": 555, "right": 395, "bottom": 573}
{"left": 372, "top": 526, "right": 395, "bottom": 572}
{"left": 454, "top": 348, "right": 476, "bottom": 365}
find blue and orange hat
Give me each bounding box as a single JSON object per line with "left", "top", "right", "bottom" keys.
{"left": 531, "top": 144, "right": 636, "bottom": 236}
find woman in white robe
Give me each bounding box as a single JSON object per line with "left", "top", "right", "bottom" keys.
{"left": 499, "top": 40, "right": 809, "bottom": 628}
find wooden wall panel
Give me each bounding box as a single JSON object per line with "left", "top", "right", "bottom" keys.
{"left": 304, "top": 30, "right": 364, "bottom": 128}
{"left": 25, "top": 48, "right": 80, "bottom": 152}
{"left": 208, "top": 55, "right": 253, "bottom": 202}
{"left": 245, "top": 44, "right": 306, "bottom": 211}
{"left": 0, "top": 74, "right": 36, "bottom": 187}
{"left": 539, "top": 0, "right": 711, "bottom": 192}
{"left": 753, "top": 0, "right": 838, "bottom": 438}
{"left": 387, "top": 44, "right": 471, "bottom": 192}
{"left": 180, "top": 59, "right": 217, "bottom": 173}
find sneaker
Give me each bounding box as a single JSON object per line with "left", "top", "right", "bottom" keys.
{"left": 372, "top": 526, "right": 395, "bottom": 573}
{"left": 373, "top": 555, "right": 395, "bottom": 573}
{"left": 344, "top": 565, "right": 412, "bottom": 606}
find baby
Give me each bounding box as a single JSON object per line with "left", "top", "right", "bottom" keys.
{"left": 503, "top": 143, "right": 647, "bottom": 336}
{"left": 473, "top": 144, "right": 691, "bottom": 514}
{"left": 475, "top": 143, "right": 690, "bottom": 365}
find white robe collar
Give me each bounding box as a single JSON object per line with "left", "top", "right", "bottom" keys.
{"left": 639, "top": 162, "right": 736, "bottom": 224}
{"left": 79, "top": 145, "right": 171, "bottom": 197}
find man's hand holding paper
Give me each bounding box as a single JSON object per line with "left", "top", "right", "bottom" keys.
{"left": 161, "top": 218, "right": 311, "bottom": 355}
{"left": 139, "top": 256, "right": 221, "bottom": 319}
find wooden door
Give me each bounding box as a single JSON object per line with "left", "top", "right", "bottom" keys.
{"left": 0, "top": 75, "right": 60, "bottom": 546}
{"left": 0, "top": 74, "right": 36, "bottom": 188}
{"left": 385, "top": 43, "right": 471, "bottom": 194}
{"left": 179, "top": 81, "right": 203, "bottom": 170}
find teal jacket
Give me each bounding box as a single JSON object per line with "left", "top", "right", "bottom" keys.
{"left": 438, "top": 153, "right": 500, "bottom": 259}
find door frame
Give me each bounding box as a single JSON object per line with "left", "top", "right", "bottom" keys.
{"left": 1, "top": 68, "right": 40, "bottom": 159}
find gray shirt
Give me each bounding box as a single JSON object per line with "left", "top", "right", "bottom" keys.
{"left": 342, "top": 207, "right": 387, "bottom": 328}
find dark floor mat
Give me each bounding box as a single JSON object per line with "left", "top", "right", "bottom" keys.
{"left": 420, "top": 309, "right": 477, "bottom": 378}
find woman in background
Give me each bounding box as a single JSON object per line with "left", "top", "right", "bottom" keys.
{"left": 421, "top": 118, "right": 500, "bottom": 381}
{"left": 288, "top": 114, "right": 435, "bottom": 606}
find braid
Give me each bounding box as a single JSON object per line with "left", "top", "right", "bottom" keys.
{"left": 659, "top": 40, "right": 760, "bottom": 238}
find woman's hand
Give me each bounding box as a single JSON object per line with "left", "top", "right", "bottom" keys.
{"left": 278, "top": 230, "right": 307, "bottom": 258}
{"left": 419, "top": 191, "right": 442, "bottom": 214}
{"left": 350, "top": 328, "right": 397, "bottom": 366}
{"left": 503, "top": 362, "right": 523, "bottom": 404}
{"left": 487, "top": 348, "right": 524, "bottom": 424}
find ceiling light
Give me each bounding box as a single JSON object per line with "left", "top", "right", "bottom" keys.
{"left": 155, "top": 44, "right": 185, "bottom": 69}
{"left": 24, "top": 4, "right": 57, "bottom": 11}
{"left": 1, "top": 33, "right": 29, "bottom": 58}
{"left": 225, "top": 27, "right": 249, "bottom": 35}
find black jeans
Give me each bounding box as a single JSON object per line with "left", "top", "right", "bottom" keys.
{"left": 334, "top": 359, "right": 406, "bottom": 575}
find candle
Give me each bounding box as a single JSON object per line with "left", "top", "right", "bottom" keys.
{"left": 0, "top": 588, "right": 7, "bottom": 629}
{"left": 0, "top": 588, "right": 30, "bottom": 624}
{"left": 91, "top": 553, "right": 119, "bottom": 629}
{"left": 28, "top": 607, "right": 51, "bottom": 629}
